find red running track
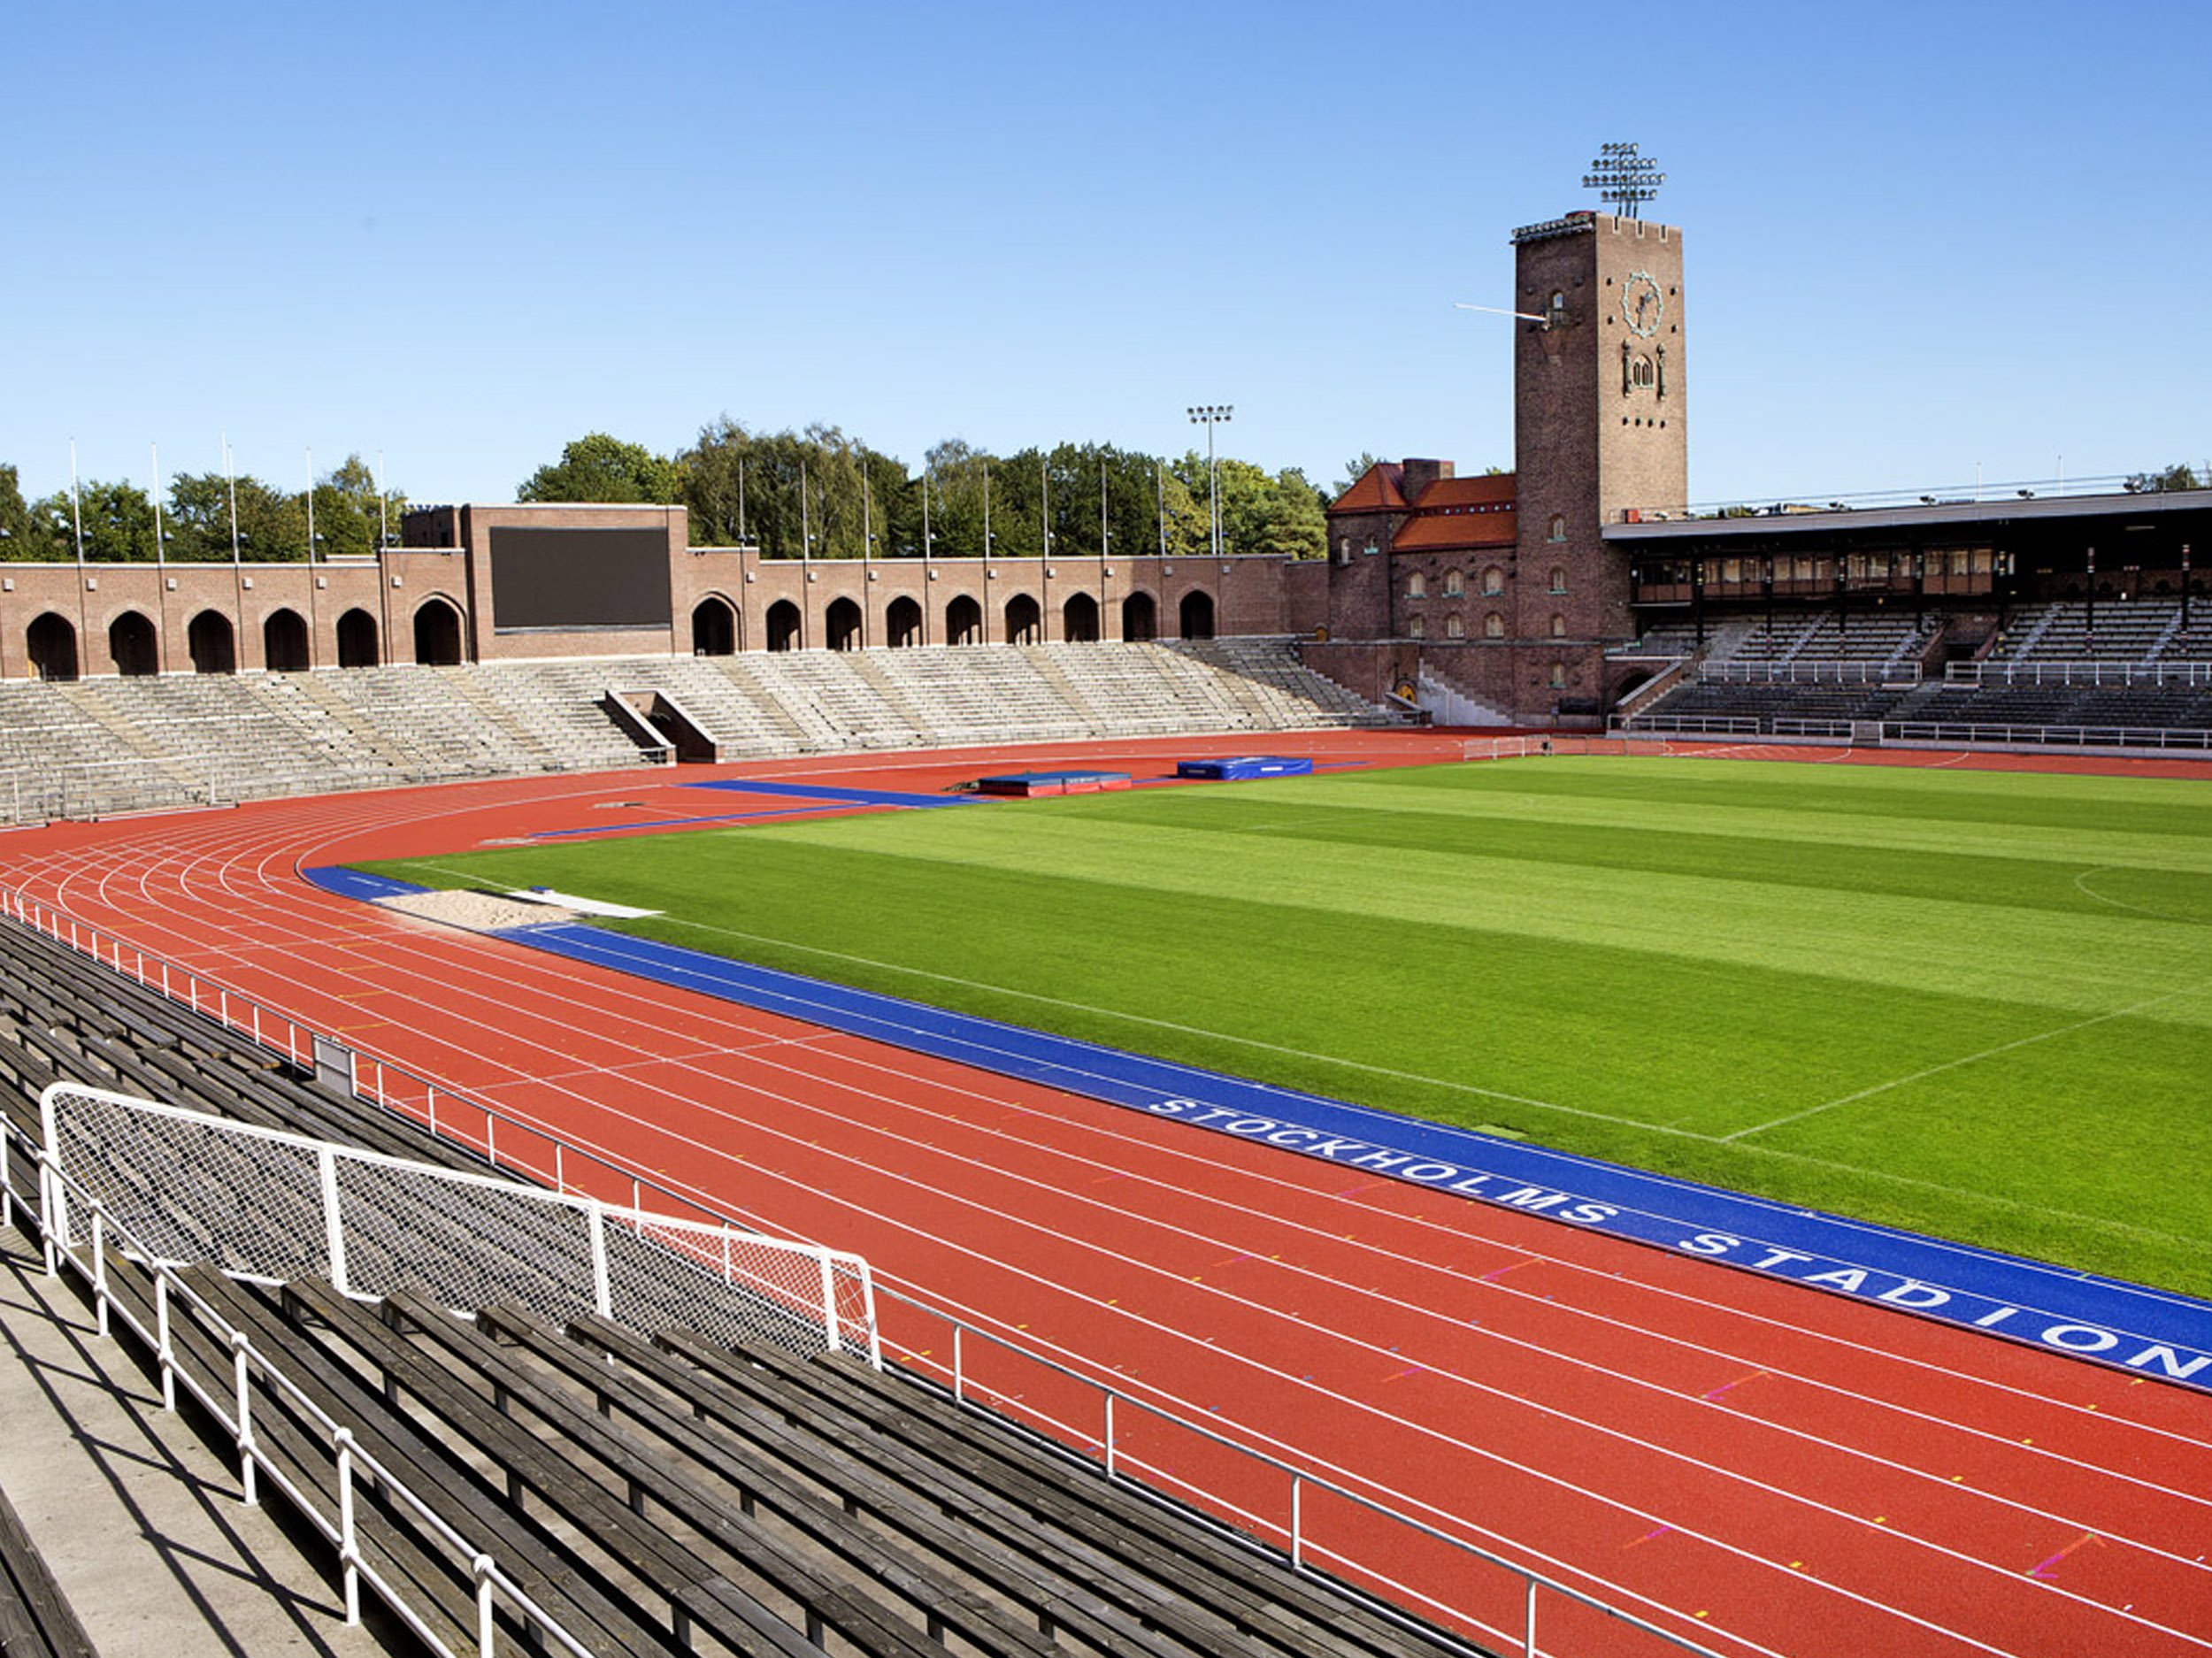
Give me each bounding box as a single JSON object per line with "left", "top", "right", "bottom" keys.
{"left": 4, "top": 733, "right": 2211, "bottom": 1657}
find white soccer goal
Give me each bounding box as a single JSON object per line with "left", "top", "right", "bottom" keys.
{"left": 38, "top": 1081, "right": 878, "bottom": 1363}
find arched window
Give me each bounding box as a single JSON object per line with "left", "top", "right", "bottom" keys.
{"left": 1550, "top": 614, "right": 1568, "bottom": 638}
{"left": 1484, "top": 611, "right": 1505, "bottom": 640}
{"left": 765, "top": 599, "right": 803, "bottom": 652}
{"left": 826, "top": 596, "right": 863, "bottom": 651}
{"left": 1632, "top": 355, "right": 1655, "bottom": 389}
{"left": 336, "top": 608, "right": 379, "bottom": 668}
{"left": 1548, "top": 289, "right": 1566, "bottom": 326}
{"left": 1121, "top": 591, "right": 1156, "bottom": 642}
{"left": 886, "top": 595, "right": 923, "bottom": 648}
{"left": 1062, "top": 591, "right": 1099, "bottom": 643}
{"left": 1408, "top": 615, "right": 1425, "bottom": 640}
{"left": 188, "top": 610, "right": 238, "bottom": 675}
{"left": 1004, "top": 593, "right": 1041, "bottom": 645}
{"left": 692, "top": 596, "right": 736, "bottom": 656}
{"left": 1178, "top": 589, "right": 1215, "bottom": 640}
{"left": 1549, "top": 567, "right": 1569, "bottom": 595}
{"left": 1406, "top": 572, "right": 1426, "bottom": 599}
{"left": 27, "top": 613, "right": 78, "bottom": 682}
{"left": 1549, "top": 662, "right": 1568, "bottom": 689}
{"left": 109, "top": 610, "right": 158, "bottom": 677}
{"left": 1547, "top": 515, "right": 1567, "bottom": 543}
{"left": 1445, "top": 614, "right": 1464, "bottom": 639}
{"left": 1482, "top": 565, "right": 1506, "bottom": 596}
{"left": 1443, "top": 569, "right": 1464, "bottom": 597}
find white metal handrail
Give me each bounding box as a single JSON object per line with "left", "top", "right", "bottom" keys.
{"left": 0, "top": 1127, "right": 595, "bottom": 1658}
{"left": 1702, "top": 660, "right": 1919, "bottom": 686}
{"left": 1946, "top": 659, "right": 2212, "bottom": 688}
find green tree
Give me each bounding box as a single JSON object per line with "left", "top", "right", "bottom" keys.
{"left": 309, "top": 453, "right": 403, "bottom": 557}
{"left": 1334, "top": 452, "right": 1385, "bottom": 496}
{"left": 2124, "top": 463, "right": 2202, "bottom": 495}
{"left": 0, "top": 465, "right": 65, "bottom": 559}
{"left": 30, "top": 480, "right": 158, "bottom": 561}
{"left": 518, "top": 433, "right": 686, "bottom": 503}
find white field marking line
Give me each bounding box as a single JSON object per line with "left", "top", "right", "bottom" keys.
{"left": 2073, "top": 864, "right": 2212, "bottom": 924}
{"left": 158, "top": 890, "right": 2212, "bottom": 1618}
{"left": 56, "top": 808, "right": 2212, "bottom": 1456}
{"left": 35, "top": 804, "right": 2212, "bottom": 1654}
{"left": 1722, "top": 973, "right": 2212, "bottom": 1144}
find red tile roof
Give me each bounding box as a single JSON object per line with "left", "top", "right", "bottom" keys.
{"left": 1413, "top": 472, "right": 1516, "bottom": 510}
{"left": 1329, "top": 464, "right": 1407, "bottom": 513}
{"left": 1393, "top": 509, "right": 1518, "bottom": 551}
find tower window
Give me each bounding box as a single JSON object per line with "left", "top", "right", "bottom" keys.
{"left": 1550, "top": 613, "right": 1568, "bottom": 638}
{"left": 1409, "top": 615, "right": 1425, "bottom": 640}
{"left": 1444, "top": 568, "right": 1464, "bottom": 596}
{"left": 1407, "top": 572, "right": 1426, "bottom": 599}
{"left": 1484, "top": 611, "right": 1505, "bottom": 639}
{"left": 1631, "top": 354, "right": 1655, "bottom": 389}
{"left": 1548, "top": 567, "right": 1568, "bottom": 595}
{"left": 1549, "top": 662, "right": 1568, "bottom": 688}
{"left": 1482, "top": 565, "right": 1506, "bottom": 596}
{"left": 1547, "top": 515, "right": 1566, "bottom": 543}
{"left": 1446, "top": 613, "right": 1464, "bottom": 639}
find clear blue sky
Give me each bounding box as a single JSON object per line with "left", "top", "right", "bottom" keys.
{"left": 4, "top": 1, "right": 2203, "bottom": 510}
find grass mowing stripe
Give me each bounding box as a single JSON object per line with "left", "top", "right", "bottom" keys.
{"left": 360, "top": 756, "right": 2212, "bottom": 1295}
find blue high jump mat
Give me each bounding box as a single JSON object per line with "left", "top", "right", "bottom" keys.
{"left": 1175, "top": 756, "right": 1314, "bottom": 781}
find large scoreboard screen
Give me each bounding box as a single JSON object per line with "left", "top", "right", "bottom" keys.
{"left": 489, "top": 527, "right": 673, "bottom": 631}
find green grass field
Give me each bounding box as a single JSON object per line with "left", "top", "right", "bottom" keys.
{"left": 363, "top": 756, "right": 2212, "bottom": 1296}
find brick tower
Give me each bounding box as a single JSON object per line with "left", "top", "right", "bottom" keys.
{"left": 1510, "top": 211, "right": 1687, "bottom": 646}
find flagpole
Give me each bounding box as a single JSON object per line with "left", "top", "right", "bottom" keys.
{"left": 69, "top": 440, "right": 84, "bottom": 565}
{"left": 151, "top": 442, "right": 165, "bottom": 565}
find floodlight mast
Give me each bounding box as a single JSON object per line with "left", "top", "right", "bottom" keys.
{"left": 1581, "top": 140, "right": 1665, "bottom": 219}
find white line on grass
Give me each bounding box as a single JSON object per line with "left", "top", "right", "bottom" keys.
{"left": 1722, "top": 975, "right": 2212, "bottom": 1144}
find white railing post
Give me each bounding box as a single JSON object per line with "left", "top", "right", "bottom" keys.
{"left": 819, "top": 1255, "right": 841, "bottom": 1355}
{"left": 320, "top": 1146, "right": 349, "bottom": 1296}
{"left": 91, "top": 1211, "right": 109, "bottom": 1337}
{"left": 155, "top": 1273, "right": 177, "bottom": 1410}
{"left": 1290, "top": 1473, "right": 1302, "bottom": 1569}
{"left": 232, "top": 1332, "right": 258, "bottom": 1507}
{"left": 473, "top": 1555, "right": 496, "bottom": 1657}
{"left": 1525, "top": 1576, "right": 1539, "bottom": 1658}
{"left": 952, "top": 1325, "right": 964, "bottom": 1404}
{"left": 334, "top": 1427, "right": 361, "bottom": 1625}
{"left": 588, "top": 1203, "right": 612, "bottom": 1318}
{"left": 1103, "top": 1393, "right": 1116, "bottom": 1478}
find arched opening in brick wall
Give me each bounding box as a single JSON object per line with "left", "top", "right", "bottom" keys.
{"left": 825, "top": 597, "right": 864, "bottom": 652}
{"left": 263, "top": 608, "right": 310, "bottom": 672}
{"left": 336, "top": 608, "right": 380, "bottom": 669}
{"left": 411, "top": 599, "right": 462, "bottom": 666}
{"left": 692, "top": 596, "right": 736, "bottom": 656}
{"left": 1179, "top": 589, "right": 1215, "bottom": 641}
{"left": 1004, "top": 594, "right": 1041, "bottom": 645}
{"left": 946, "top": 595, "right": 981, "bottom": 647}
{"left": 1121, "top": 591, "right": 1156, "bottom": 641}
{"left": 765, "top": 600, "right": 803, "bottom": 652}
{"left": 109, "top": 611, "right": 157, "bottom": 677}
{"left": 886, "top": 596, "right": 922, "bottom": 648}
{"left": 188, "top": 610, "right": 236, "bottom": 675}
{"left": 1062, "top": 592, "right": 1099, "bottom": 643}
{"left": 26, "top": 612, "right": 77, "bottom": 682}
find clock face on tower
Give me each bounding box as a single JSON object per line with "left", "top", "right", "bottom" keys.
{"left": 1622, "top": 271, "right": 1664, "bottom": 339}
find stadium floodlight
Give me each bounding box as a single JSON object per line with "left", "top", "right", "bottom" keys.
{"left": 1187, "top": 404, "right": 1233, "bottom": 560}
{"left": 1582, "top": 141, "right": 1665, "bottom": 219}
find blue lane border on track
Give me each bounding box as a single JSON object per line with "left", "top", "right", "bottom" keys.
{"left": 303, "top": 864, "right": 2212, "bottom": 1393}
{"left": 684, "top": 779, "right": 975, "bottom": 810}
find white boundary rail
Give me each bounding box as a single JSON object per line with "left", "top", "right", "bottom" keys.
{"left": 0, "top": 883, "right": 1738, "bottom": 1658}
{"left": 1949, "top": 659, "right": 2212, "bottom": 688}
{"left": 1701, "top": 660, "right": 1919, "bottom": 686}
{"left": 39, "top": 1082, "right": 874, "bottom": 1363}
{"left": 0, "top": 1124, "right": 597, "bottom": 1658}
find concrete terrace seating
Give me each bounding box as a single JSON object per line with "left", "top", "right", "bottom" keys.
{"left": 1990, "top": 600, "right": 2182, "bottom": 664}
{"left": 1, "top": 641, "right": 1402, "bottom": 822}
